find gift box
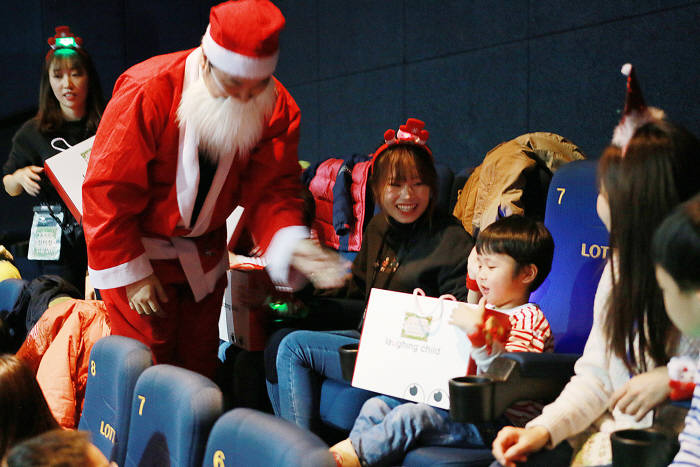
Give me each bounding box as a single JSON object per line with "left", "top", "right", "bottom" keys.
{"left": 219, "top": 263, "right": 274, "bottom": 351}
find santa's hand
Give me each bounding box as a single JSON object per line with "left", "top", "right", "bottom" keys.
{"left": 126, "top": 274, "right": 169, "bottom": 317}
{"left": 610, "top": 366, "right": 670, "bottom": 421}
{"left": 13, "top": 166, "right": 44, "bottom": 196}
{"left": 84, "top": 273, "right": 96, "bottom": 300}
{"left": 291, "top": 238, "right": 351, "bottom": 289}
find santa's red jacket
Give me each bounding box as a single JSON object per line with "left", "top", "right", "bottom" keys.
{"left": 83, "top": 48, "right": 308, "bottom": 299}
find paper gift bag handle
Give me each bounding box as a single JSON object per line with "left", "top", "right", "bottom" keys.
{"left": 410, "top": 289, "right": 457, "bottom": 335}
{"left": 50, "top": 137, "right": 73, "bottom": 152}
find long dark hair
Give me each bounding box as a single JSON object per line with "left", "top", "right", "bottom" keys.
{"left": 0, "top": 354, "right": 59, "bottom": 459}
{"left": 36, "top": 46, "right": 104, "bottom": 134}
{"left": 600, "top": 120, "right": 700, "bottom": 372}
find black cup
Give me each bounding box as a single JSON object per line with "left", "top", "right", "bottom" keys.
{"left": 448, "top": 376, "right": 494, "bottom": 423}
{"left": 611, "top": 428, "right": 679, "bottom": 467}
{"left": 338, "top": 343, "right": 359, "bottom": 382}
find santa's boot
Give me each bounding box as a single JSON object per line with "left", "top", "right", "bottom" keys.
{"left": 329, "top": 438, "right": 361, "bottom": 467}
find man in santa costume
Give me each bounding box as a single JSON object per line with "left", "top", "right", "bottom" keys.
{"left": 82, "top": 0, "right": 346, "bottom": 378}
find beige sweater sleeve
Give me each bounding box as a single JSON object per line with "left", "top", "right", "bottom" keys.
{"left": 525, "top": 263, "right": 621, "bottom": 447}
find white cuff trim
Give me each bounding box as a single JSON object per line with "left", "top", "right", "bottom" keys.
{"left": 202, "top": 25, "right": 279, "bottom": 79}
{"left": 88, "top": 253, "right": 153, "bottom": 290}
{"left": 264, "top": 226, "right": 310, "bottom": 289}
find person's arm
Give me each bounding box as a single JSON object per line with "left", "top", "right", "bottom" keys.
{"left": 3, "top": 124, "right": 45, "bottom": 196}
{"left": 468, "top": 304, "right": 551, "bottom": 374}
{"left": 3, "top": 167, "right": 44, "bottom": 196}
{"left": 466, "top": 246, "right": 482, "bottom": 304}
{"left": 239, "top": 81, "right": 346, "bottom": 289}
{"left": 82, "top": 75, "right": 163, "bottom": 292}
{"left": 520, "top": 263, "right": 616, "bottom": 448}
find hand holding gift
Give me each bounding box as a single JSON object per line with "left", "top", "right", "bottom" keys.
{"left": 450, "top": 297, "right": 511, "bottom": 351}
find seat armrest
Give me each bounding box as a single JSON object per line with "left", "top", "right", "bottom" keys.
{"left": 450, "top": 352, "right": 578, "bottom": 423}
{"left": 491, "top": 352, "right": 579, "bottom": 379}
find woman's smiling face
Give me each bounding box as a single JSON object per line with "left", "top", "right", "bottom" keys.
{"left": 380, "top": 173, "right": 430, "bottom": 224}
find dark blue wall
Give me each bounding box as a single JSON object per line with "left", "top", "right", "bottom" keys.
{"left": 2, "top": 1, "right": 700, "bottom": 238}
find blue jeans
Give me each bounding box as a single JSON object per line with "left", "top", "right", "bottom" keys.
{"left": 275, "top": 329, "right": 363, "bottom": 429}
{"left": 349, "top": 395, "right": 485, "bottom": 466}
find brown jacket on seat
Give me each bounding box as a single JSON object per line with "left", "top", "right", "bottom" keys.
{"left": 453, "top": 132, "right": 585, "bottom": 236}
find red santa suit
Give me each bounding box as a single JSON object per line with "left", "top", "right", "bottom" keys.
{"left": 82, "top": 47, "right": 308, "bottom": 377}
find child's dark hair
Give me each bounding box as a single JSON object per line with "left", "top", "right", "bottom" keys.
{"left": 652, "top": 193, "right": 700, "bottom": 291}
{"left": 475, "top": 215, "right": 554, "bottom": 291}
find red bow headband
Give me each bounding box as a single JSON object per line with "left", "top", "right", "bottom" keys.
{"left": 47, "top": 26, "right": 82, "bottom": 53}
{"left": 370, "top": 118, "right": 432, "bottom": 171}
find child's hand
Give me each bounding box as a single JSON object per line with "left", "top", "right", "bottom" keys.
{"left": 449, "top": 298, "right": 485, "bottom": 334}
{"left": 609, "top": 366, "right": 670, "bottom": 421}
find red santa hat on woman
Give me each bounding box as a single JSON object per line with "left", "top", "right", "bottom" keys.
{"left": 611, "top": 63, "right": 665, "bottom": 149}
{"left": 201, "top": 0, "right": 285, "bottom": 79}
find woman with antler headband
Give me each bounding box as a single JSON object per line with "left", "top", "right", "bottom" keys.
{"left": 2, "top": 26, "right": 104, "bottom": 297}
{"left": 266, "top": 118, "right": 474, "bottom": 431}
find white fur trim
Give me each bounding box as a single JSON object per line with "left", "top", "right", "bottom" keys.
{"left": 396, "top": 129, "right": 424, "bottom": 144}
{"left": 88, "top": 253, "right": 153, "bottom": 289}
{"left": 141, "top": 237, "right": 178, "bottom": 260}
{"left": 621, "top": 63, "right": 632, "bottom": 76}
{"left": 176, "top": 50, "right": 203, "bottom": 228}
{"left": 264, "top": 225, "right": 310, "bottom": 290}
{"left": 202, "top": 25, "right": 278, "bottom": 79}
{"left": 611, "top": 110, "right": 654, "bottom": 148}
{"left": 171, "top": 237, "right": 228, "bottom": 302}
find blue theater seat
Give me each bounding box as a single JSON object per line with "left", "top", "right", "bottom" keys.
{"left": 123, "top": 365, "right": 223, "bottom": 467}
{"left": 79, "top": 336, "right": 152, "bottom": 465}
{"left": 0, "top": 278, "right": 26, "bottom": 312}
{"left": 529, "top": 159, "right": 609, "bottom": 352}
{"left": 203, "top": 408, "right": 336, "bottom": 467}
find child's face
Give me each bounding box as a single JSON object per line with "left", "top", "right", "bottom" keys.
{"left": 476, "top": 252, "right": 532, "bottom": 308}
{"left": 655, "top": 265, "right": 700, "bottom": 337}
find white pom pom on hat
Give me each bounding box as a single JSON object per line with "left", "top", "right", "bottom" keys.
{"left": 611, "top": 63, "right": 664, "bottom": 149}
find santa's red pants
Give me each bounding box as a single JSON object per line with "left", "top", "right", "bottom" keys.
{"left": 100, "top": 259, "right": 227, "bottom": 379}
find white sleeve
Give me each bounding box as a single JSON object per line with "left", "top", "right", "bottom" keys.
{"left": 525, "top": 263, "right": 617, "bottom": 447}
{"left": 264, "top": 225, "right": 310, "bottom": 290}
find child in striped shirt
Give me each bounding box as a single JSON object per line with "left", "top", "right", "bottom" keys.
{"left": 652, "top": 194, "right": 700, "bottom": 466}
{"left": 330, "top": 215, "right": 554, "bottom": 467}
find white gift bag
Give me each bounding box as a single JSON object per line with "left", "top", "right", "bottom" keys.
{"left": 44, "top": 136, "right": 94, "bottom": 223}
{"left": 352, "top": 288, "right": 472, "bottom": 409}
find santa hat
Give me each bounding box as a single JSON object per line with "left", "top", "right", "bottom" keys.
{"left": 371, "top": 118, "right": 433, "bottom": 171}
{"left": 611, "top": 63, "right": 665, "bottom": 148}
{"left": 201, "top": 0, "right": 285, "bottom": 79}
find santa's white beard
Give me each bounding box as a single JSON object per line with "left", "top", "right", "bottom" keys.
{"left": 177, "top": 76, "right": 277, "bottom": 163}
